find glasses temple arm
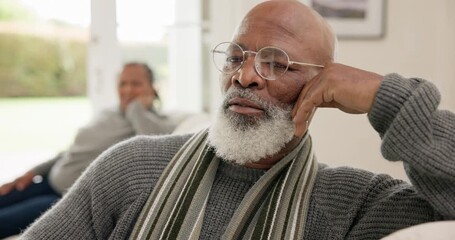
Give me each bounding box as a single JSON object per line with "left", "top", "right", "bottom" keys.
{"left": 290, "top": 61, "right": 324, "bottom": 68}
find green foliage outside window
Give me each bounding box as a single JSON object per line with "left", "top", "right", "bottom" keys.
{"left": 0, "top": 33, "right": 87, "bottom": 97}
{"left": 0, "top": 0, "right": 87, "bottom": 97}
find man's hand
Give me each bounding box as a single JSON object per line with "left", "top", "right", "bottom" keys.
{"left": 292, "top": 63, "right": 383, "bottom": 137}
{"left": 0, "top": 171, "right": 35, "bottom": 195}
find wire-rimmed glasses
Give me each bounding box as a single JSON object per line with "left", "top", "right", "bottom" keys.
{"left": 211, "top": 42, "right": 324, "bottom": 81}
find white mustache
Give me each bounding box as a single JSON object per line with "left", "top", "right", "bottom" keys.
{"left": 223, "top": 88, "right": 268, "bottom": 110}
{"left": 222, "top": 88, "right": 293, "bottom": 118}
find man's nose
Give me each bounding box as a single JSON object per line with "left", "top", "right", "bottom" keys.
{"left": 232, "top": 56, "right": 265, "bottom": 89}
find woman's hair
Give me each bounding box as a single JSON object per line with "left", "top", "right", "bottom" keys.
{"left": 123, "top": 62, "right": 155, "bottom": 85}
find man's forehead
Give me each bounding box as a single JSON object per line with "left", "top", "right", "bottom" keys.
{"left": 236, "top": 17, "right": 299, "bottom": 44}
{"left": 232, "top": 18, "right": 313, "bottom": 59}
{"left": 236, "top": 0, "right": 325, "bottom": 42}
{"left": 234, "top": 3, "right": 334, "bottom": 63}
{"left": 236, "top": 17, "right": 297, "bottom": 40}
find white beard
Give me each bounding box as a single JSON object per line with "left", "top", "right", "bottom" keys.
{"left": 208, "top": 88, "right": 295, "bottom": 165}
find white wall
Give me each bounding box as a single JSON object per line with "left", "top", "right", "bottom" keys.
{"left": 207, "top": 0, "right": 455, "bottom": 180}
{"left": 313, "top": 0, "right": 455, "bottom": 180}
{"left": 338, "top": 0, "right": 455, "bottom": 110}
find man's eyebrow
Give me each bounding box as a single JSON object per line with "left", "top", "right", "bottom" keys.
{"left": 234, "top": 42, "right": 248, "bottom": 50}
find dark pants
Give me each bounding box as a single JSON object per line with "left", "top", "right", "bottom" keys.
{"left": 0, "top": 177, "right": 60, "bottom": 238}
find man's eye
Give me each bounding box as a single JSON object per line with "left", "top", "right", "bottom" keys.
{"left": 226, "top": 56, "right": 243, "bottom": 63}
{"left": 269, "top": 61, "right": 287, "bottom": 70}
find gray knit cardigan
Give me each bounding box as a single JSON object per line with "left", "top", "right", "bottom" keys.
{"left": 22, "top": 73, "right": 455, "bottom": 240}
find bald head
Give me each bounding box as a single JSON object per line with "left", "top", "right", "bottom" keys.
{"left": 236, "top": 0, "right": 336, "bottom": 64}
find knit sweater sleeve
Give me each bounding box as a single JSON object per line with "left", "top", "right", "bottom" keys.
{"left": 21, "top": 134, "right": 190, "bottom": 239}
{"left": 368, "top": 73, "right": 455, "bottom": 218}
{"left": 21, "top": 151, "right": 102, "bottom": 239}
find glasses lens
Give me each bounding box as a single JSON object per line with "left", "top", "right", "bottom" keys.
{"left": 256, "top": 47, "right": 289, "bottom": 80}
{"left": 212, "top": 42, "right": 243, "bottom": 74}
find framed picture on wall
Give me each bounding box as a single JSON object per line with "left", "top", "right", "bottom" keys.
{"left": 302, "top": 0, "right": 385, "bottom": 38}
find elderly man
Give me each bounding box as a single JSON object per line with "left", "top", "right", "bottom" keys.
{"left": 0, "top": 62, "right": 176, "bottom": 238}
{"left": 22, "top": 1, "right": 454, "bottom": 239}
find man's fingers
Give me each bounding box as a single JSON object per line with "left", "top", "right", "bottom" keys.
{"left": 292, "top": 79, "right": 326, "bottom": 137}
{"left": 294, "top": 119, "right": 309, "bottom": 138}
{"left": 293, "top": 100, "right": 316, "bottom": 137}
{"left": 292, "top": 74, "right": 321, "bottom": 117}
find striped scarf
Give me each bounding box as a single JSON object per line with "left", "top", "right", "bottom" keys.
{"left": 130, "top": 128, "right": 318, "bottom": 240}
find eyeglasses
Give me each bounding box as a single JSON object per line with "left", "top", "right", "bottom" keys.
{"left": 211, "top": 42, "right": 324, "bottom": 81}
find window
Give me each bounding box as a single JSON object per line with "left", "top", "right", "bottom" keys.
{"left": 0, "top": 0, "right": 90, "bottom": 182}
{"left": 116, "top": 0, "right": 175, "bottom": 110}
